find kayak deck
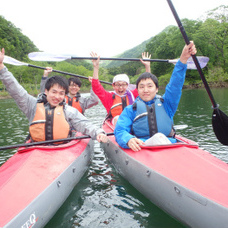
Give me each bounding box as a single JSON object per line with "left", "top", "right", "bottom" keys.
{"left": 0, "top": 137, "right": 92, "bottom": 227}
{"left": 102, "top": 121, "right": 228, "bottom": 227}
{"left": 125, "top": 141, "right": 228, "bottom": 208}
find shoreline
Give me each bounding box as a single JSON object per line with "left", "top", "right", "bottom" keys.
{"left": 1, "top": 82, "right": 228, "bottom": 100}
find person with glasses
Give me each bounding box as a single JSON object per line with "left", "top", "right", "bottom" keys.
{"left": 90, "top": 52, "right": 151, "bottom": 126}
{"left": 40, "top": 69, "right": 99, "bottom": 115}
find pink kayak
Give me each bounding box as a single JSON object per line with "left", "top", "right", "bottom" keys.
{"left": 102, "top": 120, "right": 228, "bottom": 228}
{"left": 0, "top": 135, "right": 93, "bottom": 228}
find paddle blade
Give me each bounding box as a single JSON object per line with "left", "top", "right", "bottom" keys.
{"left": 212, "top": 108, "right": 228, "bottom": 145}
{"left": 128, "top": 84, "right": 136, "bottom": 90}
{"left": 187, "top": 56, "right": 209, "bottom": 69}
{"left": 169, "top": 56, "right": 209, "bottom": 69}
{"left": 3, "top": 55, "right": 28, "bottom": 66}
{"left": 28, "top": 52, "right": 71, "bottom": 62}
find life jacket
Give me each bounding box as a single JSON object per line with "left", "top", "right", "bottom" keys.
{"left": 29, "top": 103, "right": 70, "bottom": 142}
{"left": 65, "top": 93, "right": 83, "bottom": 114}
{"left": 109, "top": 94, "right": 129, "bottom": 118}
{"left": 131, "top": 96, "right": 175, "bottom": 139}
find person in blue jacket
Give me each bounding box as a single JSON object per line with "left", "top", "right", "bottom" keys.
{"left": 114, "top": 41, "right": 197, "bottom": 151}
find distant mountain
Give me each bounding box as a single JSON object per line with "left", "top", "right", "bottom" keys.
{"left": 101, "top": 25, "right": 175, "bottom": 69}
{"left": 101, "top": 38, "right": 152, "bottom": 69}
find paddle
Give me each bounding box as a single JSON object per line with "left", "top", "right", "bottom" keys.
{"left": 167, "top": 0, "right": 228, "bottom": 145}
{"left": 28, "top": 52, "right": 210, "bottom": 70}
{"left": 0, "top": 132, "right": 114, "bottom": 151}
{"left": 3, "top": 55, "right": 112, "bottom": 85}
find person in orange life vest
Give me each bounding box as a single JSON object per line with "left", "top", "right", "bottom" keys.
{"left": 90, "top": 52, "right": 151, "bottom": 126}
{"left": 0, "top": 48, "right": 107, "bottom": 143}
{"left": 40, "top": 67, "right": 99, "bottom": 114}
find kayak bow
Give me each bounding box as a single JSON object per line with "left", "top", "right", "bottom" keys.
{"left": 102, "top": 120, "right": 228, "bottom": 228}
{"left": 0, "top": 135, "right": 93, "bottom": 228}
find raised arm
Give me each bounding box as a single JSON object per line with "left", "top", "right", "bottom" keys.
{"left": 40, "top": 67, "right": 53, "bottom": 93}
{"left": 140, "top": 52, "right": 151, "bottom": 73}
{"left": 0, "top": 48, "right": 37, "bottom": 121}
{"left": 90, "top": 52, "right": 100, "bottom": 80}
{"left": 80, "top": 77, "right": 99, "bottom": 111}
{"left": 163, "top": 41, "right": 197, "bottom": 118}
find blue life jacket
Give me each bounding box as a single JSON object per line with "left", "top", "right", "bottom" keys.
{"left": 131, "top": 96, "right": 175, "bottom": 139}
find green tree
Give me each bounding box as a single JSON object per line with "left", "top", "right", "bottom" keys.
{"left": 0, "top": 16, "right": 38, "bottom": 59}
{"left": 194, "top": 6, "right": 228, "bottom": 72}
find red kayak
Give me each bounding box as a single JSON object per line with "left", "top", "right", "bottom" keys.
{"left": 0, "top": 135, "right": 93, "bottom": 228}
{"left": 102, "top": 120, "right": 228, "bottom": 228}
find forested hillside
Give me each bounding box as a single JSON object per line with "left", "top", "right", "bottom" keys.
{"left": 107, "top": 5, "right": 228, "bottom": 87}
{"left": 0, "top": 5, "right": 228, "bottom": 96}
{"left": 0, "top": 16, "right": 38, "bottom": 59}
{"left": 0, "top": 16, "right": 102, "bottom": 95}
{"left": 102, "top": 25, "right": 174, "bottom": 69}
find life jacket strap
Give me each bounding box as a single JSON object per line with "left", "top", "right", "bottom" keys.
{"left": 45, "top": 107, "right": 54, "bottom": 140}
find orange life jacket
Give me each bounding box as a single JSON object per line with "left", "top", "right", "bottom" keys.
{"left": 29, "top": 103, "right": 70, "bottom": 142}
{"left": 110, "top": 94, "right": 129, "bottom": 118}
{"left": 65, "top": 95, "right": 83, "bottom": 113}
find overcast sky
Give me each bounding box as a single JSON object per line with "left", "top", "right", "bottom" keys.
{"left": 1, "top": 0, "right": 227, "bottom": 57}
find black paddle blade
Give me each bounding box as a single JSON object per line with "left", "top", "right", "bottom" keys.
{"left": 212, "top": 108, "right": 228, "bottom": 145}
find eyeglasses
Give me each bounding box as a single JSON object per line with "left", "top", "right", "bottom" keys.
{"left": 69, "top": 84, "right": 79, "bottom": 88}
{"left": 114, "top": 83, "right": 128, "bottom": 88}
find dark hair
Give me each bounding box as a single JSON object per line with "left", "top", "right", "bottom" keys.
{"left": 136, "top": 72, "right": 159, "bottom": 89}
{"left": 68, "top": 77, "right": 82, "bottom": 87}
{"left": 45, "top": 75, "right": 68, "bottom": 94}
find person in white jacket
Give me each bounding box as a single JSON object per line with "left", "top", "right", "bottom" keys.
{"left": 0, "top": 48, "right": 107, "bottom": 143}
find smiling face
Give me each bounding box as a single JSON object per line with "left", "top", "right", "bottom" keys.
{"left": 45, "top": 84, "right": 66, "bottom": 107}
{"left": 112, "top": 81, "right": 128, "bottom": 96}
{"left": 68, "top": 82, "right": 80, "bottom": 97}
{"left": 137, "top": 78, "right": 158, "bottom": 102}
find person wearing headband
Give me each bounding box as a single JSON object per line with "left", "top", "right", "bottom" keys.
{"left": 90, "top": 52, "right": 151, "bottom": 126}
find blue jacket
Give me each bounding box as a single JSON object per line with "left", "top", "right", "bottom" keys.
{"left": 114, "top": 60, "right": 187, "bottom": 148}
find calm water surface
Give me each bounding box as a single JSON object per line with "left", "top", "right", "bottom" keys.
{"left": 0, "top": 88, "right": 228, "bottom": 227}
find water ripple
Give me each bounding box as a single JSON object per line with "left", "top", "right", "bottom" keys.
{"left": 1, "top": 89, "right": 227, "bottom": 228}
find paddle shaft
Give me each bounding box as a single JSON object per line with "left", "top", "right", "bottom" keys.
{"left": 28, "top": 64, "right": 112, "bottom": 85}
{"left": 27, "top": 53, "right": 210, "bottom": 70}
{"left": 166, "top": 0, "right": 217, "bottom": 108}
{"left": 71, "top": 56, "right": 169, "bottom": 62}
{"left": 0, "top": 132, "right": 114, "bottom": 150}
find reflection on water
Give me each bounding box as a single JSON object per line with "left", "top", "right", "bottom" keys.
{"left": 1, "top": 88, "right": 228, "bottom": 227}
{"left": 174, "top": 88, "right": 228, "bottom": 163}
{"left": 46, "top": 141, "right": 184, "bottom": 228}
{"left": 0, "top": 98, "right": 29, "bottom": 165}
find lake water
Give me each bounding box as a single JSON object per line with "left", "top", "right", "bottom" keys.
{"left": 0, "top": 88, "right": 228, "bottom": 227}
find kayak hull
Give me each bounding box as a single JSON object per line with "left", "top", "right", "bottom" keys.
{"left": 0, "top": 137, "right": 93, "bottom": 228}
{"left": 102, "top": 121, "right": 228, "bottom": 228}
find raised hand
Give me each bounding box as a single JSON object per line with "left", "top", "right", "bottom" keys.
{"left": 43, "top": 67, "right": 53, "bottom": 77}
{"left": 90, "top": 52, "right": 100, "bottom": 80}
{"left": 140, "top": 52, "right": 151, "bottom": 73}
{"left": 180, "top": 41, "right": 197, "bottom": 64}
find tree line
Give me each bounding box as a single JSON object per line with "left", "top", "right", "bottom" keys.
{"left": 0, "top": 5, "right": 227, "bottom": 96}
{"left": 108, "top": 5, "right": 228, "bottom": 87}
